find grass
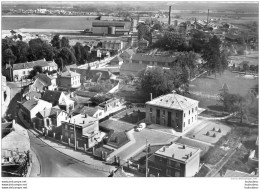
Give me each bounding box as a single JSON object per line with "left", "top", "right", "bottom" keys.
{"left": 189, "top": 70, "right": 258, "bottom": 109}
{"left": 113, "top": 107, "right": 146, "bottom": 124}
{"left": 99, "top": 119, "right": 135, "bottom": 132}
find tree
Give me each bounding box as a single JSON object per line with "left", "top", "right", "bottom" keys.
{"left": 17, "top": 34, "right": 23, "bottom": 41}
{"left": 137, "top": 23, "right": 150, "bottom": 41}
{"left": 57, "top": 47, "right": 77, "bottom": 66}
{"left": 73, "top": 42, "right": 88, "bottom": 65}
{"left": 51, "top": 34, "right": 61, "bottom": 49}
{"left": 61, "top": 37, "right": 70, "bottom": 48}
{"left": 190, "top": 30, "right": 207, "bottom": 53}
{"left": 2, "top": 48, "right": 16, "bottom": 67}
{"left": 11, "top": 41, "right": 30, "bottom": 63}
{"left": 28, "top": 38, "right": 55, "bottom": 61}
{"left": 218, "top": 91, "right": 239, "bottom": 113}
{"left": 241, "top": 61, "right": 249, "bottom": 73}
{"left": 27, "top": 65, "right": 43, "bottom": 79}
{"left": 153, "top": 22, "right": 163, "bottom": 31}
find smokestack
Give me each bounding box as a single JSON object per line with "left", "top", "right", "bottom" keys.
{"left": 168, "top": 6, "right": 172, "bottom": 25}
{"left": 207, "top": 9, "right": 209, "bottom": 25}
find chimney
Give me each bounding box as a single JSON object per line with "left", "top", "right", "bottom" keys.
{"left": 207, "top": 9, "right": 209, "bottom": 25}
{"left": 186, "top": 154, "right": 189, "bottom": 159}
{"left": 83, "top": 120, "right": 85, "bottom": 124}
{"left": 150, "top": 93, "right": 153, "bottom": 101}
{"left": 172, "top": 154, "right": 174, "bottom": 158}
{"left": 183, "top": 145, "right": 186, "bottom": 149}
{"left": 168, "top": 6, "right": 172, "bottom": 25}
{"left": 163, "top": 146, "right": 166, "bottom": 152}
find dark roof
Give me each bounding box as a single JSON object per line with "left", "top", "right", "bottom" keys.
{"left": 120, "top": 62, "right": 147, "bottom": 76}
{"left": 34, "top": 73, "right": 54, "bottom": 86}
{"left": 131, "top": 54, "right": 176, "bottom": 63}
{"left": 41, "top": 90, "right": 62, "bottom": 103}
{"left": 22, "top": 98, "right": 39, "bottom": 111}
{"left": 37, "top": 107, "right": 62, "bottom": 118}
{"left": 92, "top": 21, "right": 126, "bottom": 27}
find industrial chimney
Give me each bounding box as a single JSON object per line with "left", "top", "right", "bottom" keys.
{"left": 168, "top": 6, "right": 172, "bottom": 25}
{"left": 207, "top": 9, "right": 209, "bottom": 25}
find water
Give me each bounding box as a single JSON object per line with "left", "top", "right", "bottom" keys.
{"left": 2, "top": 16, "right": 99, "bottom": 30}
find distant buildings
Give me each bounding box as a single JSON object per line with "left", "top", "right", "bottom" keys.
{"left": 145, "top": 93, "right": 199, "bottom": 132}
{"left": 92, "top": 21, "right": 131, "bottom": 35}
{"left": 3, "top": 59, "right": 58, "bottom": 81}
{"left": 101, "top": 40, "right": 123, "bottom": 50}
{"left": 109, "top": 56, "right": 123, "bottom": 66}
{"left": 148, "top": 142, "right": 200, "bottom": 177}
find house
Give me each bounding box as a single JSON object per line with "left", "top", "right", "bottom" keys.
{"left": 119, "top": 49, "right": 135, "bottom": 63}
{"left": 148, "top": 143, "right": 200, "bottom": 177}
{"left": 33, "top": 107, "right": 68, "bottom": 131}
{"left": 20, "top": 98, "right": 52, "bottom": 122}
{"left": 145, "top": 93, "right": 199, "bottom": 132}
{"left": 3, "top": 59, "right": 58, "bottom": 81}
{"left": 61, "top": 114, "right": 100, "bottom": 149}
{"left": 109, "top": 56, "right": 123, "bottom": 66}
{"left": 57, "top": 70, "right": 81, "bottom": 90}
{"left": 34, "top": 73, "right": 57, "bottom": 91}
{"left": 101, "top": 40, "right": 123, "bottom": 50}
{"left": 120, "top": 62, "right": 147, "bottom": 76}
{"left": 98, "top": 97, "right": 123, "bottom": 114}
{"left": 77, "top": 106, "right": 104, "bottom": 120}
{"left": 41, "top": 90, "right": 74, "bottom": 112}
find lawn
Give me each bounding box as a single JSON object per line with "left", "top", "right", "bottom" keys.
{"left": 99, "top": 119, "right": 135, "bottom": 132}
{"left": 189, "top": 70, "right": 258, "bottom": 109}
{"left": 113, "top": 107, "right": 146, "bottom": 124}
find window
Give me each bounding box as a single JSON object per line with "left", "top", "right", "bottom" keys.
{"left": 23, "top": 71, "right": 26, "bottom": 74}
{"left": 150, "top": 108, "right": 152, "bottom": 113}
{"left": 192, "top": 117, "right": 193, "bottom": 122}
{"left": 99, "top": 112, "right": 102, "bottom": 116}
{"left": 71, "top": 134, "right": 74, "bottom": 139}
{"left": 192, "top": 108, "right": 194, "bottom": 113}
{"left": 189, "top": 110, "right": 190, "bottom": 115}
{"left": 176, "top": 112, "right": 178, "bottom": 117}
{"left": 183, "top": 122, "right": 185, "bottom": 127}
{"left": 175, "top": 171, "right": 180, "bottom": 177}
{"left": 184, "top": 113, "right": 185, "bottom": 118}
{"left": 175, "top": 162, "right": 181, "bottom": 168}
{"left": 70, "top": 126, "right": 74, "bottom": 131}
{"left": 188, "top": 119, "right": 190, "bottom": 124}
{"left": 65, "top": 125, "right": 68, "bottom": 130}
{"left": 64, "top": 132, "right": 68, "bottom": 138}
{"left": 166, "top": 169, "right": 171, "bottom": 176}
{"left": 163, "top": 110, "right": 165, "bottom": 116}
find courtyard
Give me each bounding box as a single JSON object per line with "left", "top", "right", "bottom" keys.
{"left": 112, "top": 107, "right": 146, "bottom": 124}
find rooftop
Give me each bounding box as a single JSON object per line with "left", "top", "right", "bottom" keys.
{"left": 12, "top": 59, "right": 57, "bottom": 70}
{"left": 34, "top": 73, "right": 55, "bottom": 86}
{"left": 42, "top": 90, "right": 62, "bottom": 103}
{"left": 155, "top": 142, "right": 200, "bottom": 163}
{"left": 63, "top": 114, "right": 97, "bottom": 128}
{"left": 92, "top": 21, "right": 126, "bottom": 27}
{"left": 146, "top": 93, "right": 199, "bottom": 111}
{"left": 60, "top": 70, "right": 81, "bottom": 77}
{"left": 110, "top": 56, "right": 123, "bottom": 63}
{"left": 120, "top": 62, "right": 147, "bottom": 76}
{"left": 131, "top": 54, "right": 176, "bottom": 63}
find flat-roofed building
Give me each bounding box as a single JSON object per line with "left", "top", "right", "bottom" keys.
{"left": 148, "top": 142, "right": 200, "bottom": 177}
{"left": 145, "top": 93, "right": 199, "bottom": 132}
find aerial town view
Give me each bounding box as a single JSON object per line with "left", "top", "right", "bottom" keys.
{"left": 1, "top": 1, "right": 259, "bottom": 179}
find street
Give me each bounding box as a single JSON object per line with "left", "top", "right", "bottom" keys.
{"left": 27, "top": 130, "right": 109, "bottom": 177}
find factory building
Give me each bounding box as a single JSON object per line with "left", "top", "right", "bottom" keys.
{"left": 92, "top": 21, "right": 131, "bottom": 35}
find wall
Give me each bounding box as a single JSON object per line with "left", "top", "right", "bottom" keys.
{"left": 92, "top": 27, "right": 108, "bottom": 34}
{"left": 185, "top": 152, "right": 200, "bottom": 177}
{"left": 182, "top": 103, "right": 199, "bottom": 132}
{"left": 13, "top": 68, "right": 32, "bottom": 81}
{"left": 145, "top": 105, "right": 183, "bottom": 132}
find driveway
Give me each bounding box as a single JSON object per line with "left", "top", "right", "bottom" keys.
{"left": 115, "top": 128, "right": 178, "bottom": 161}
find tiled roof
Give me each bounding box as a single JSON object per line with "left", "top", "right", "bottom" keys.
{"left": 92, "top": 21, "right": 126, "bottom": 27}
{"left": 21, "top": 98, "right": 41, "bottom": 111}
{"left": 60, "top": 70, "right": 80, "bottom": 77}
{"left": 155, "top": 142, "right": 200, "bottom": 163}
{"left": 120, "top": 62, "right": 147, "bottom": 76}
{"left": 224, "top": 170, "right": 255, "bottom": 177}
{"left": 30, "top": 78, "right": 47, "bottom": 92}
{"left": 12, "top": 59, "right": 57, "bottom": 70}
{"left": 146, "top": 93, "right": 199, "bottom": 111}
{"left": 41, "top": 90, "right": 62, "bottom": 103}
{"left": 131, "top": 54, "right": 176, "bottom": 63}
{"left": 34, "top": 73, "right": 54, "bottom": 86}
{"left": 38, "top": 107, "right": 62, "bottom": 118}
{"left": 64, "top": 114, "right": 97, "bottom": 128}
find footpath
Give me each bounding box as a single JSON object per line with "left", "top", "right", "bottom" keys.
{"left": 18, "top": 110, "right": 116, "bottom": 175}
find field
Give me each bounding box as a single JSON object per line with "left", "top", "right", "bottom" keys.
{"left": 189, "top": 70, "right": 258, "bottom": 109}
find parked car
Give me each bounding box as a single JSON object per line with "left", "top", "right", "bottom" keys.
{"left": 135, "top": 123, "right": 146, "bottom": 132}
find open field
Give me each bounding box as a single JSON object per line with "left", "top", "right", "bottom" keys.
{"left": 189, "top": 70, "right": 258, "bottom": 109}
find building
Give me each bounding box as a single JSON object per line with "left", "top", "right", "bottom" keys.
{"left": 129, "top": 54, "right": 176, "bottom": 67}
{"left": 145, "top": 93, "right": 199, "bottom": 132}
{"left": 61, "top": 114, "right": 100, "bottom": 149}
{"left": 78, "top": 106, "right": 104, "bottom": 120}
{"left": 148, "top": 143, "right": 200, "bottom": 177}
{"left": 109, "top": 56, "right": 123, "bottom": 66}
{"left": 3, "top": 59, "right": 58, "bottom": 81}
{"left": 92, "top": 21, "right": 130, "bottom": 35}
{"left": 57, "top": 70, "right": 81, "bottom": 90}
{"left": 62, "top": 64, "right": 78, "bottom": 72}
{"left": 34, "top": 107, "right": 68, "bottom": 131}
{"left": 34, "top": 73, "right": 57, "bottom": 91}
{"left": 119, "top": 49, "right": 135, "bottom": 63}
{"left": 101, "top": 40, "right": 124, "bottom": 50}
{"left": 41, "top": 90, "right": 74, "bottom": 112}
{"left": 120, "top": 62, "right": 147, "bottom": 76}
{"left": 20, "top": 98, "right": 52, "bottom": 121}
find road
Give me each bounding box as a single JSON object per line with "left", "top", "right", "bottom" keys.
{"left": 27, "top": 130, "right": 109, "bottom": 177}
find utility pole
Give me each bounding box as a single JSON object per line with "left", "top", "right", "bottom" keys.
{"left": 145, "top": 139, "right": 148, "bottom": 177}
{"left": 74, "top": 119, "right": 77, "bottom": 151}
{"left": 20, "top": 79, "right": 23, "bottom": 103}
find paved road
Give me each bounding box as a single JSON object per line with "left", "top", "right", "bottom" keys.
{"left": 27, "top": 129, "right": 109, "bottom": 177}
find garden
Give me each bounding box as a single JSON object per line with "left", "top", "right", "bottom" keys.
{"left": 113, "top": 108, "right": 146, "bottom": 124}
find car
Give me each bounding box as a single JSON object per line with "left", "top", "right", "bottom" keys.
{"left": 135, "top": 123, "right": 146, "bottom": 132}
